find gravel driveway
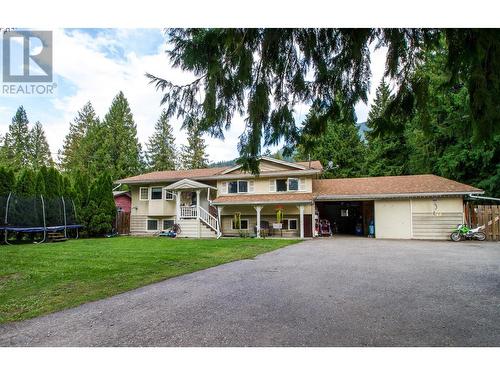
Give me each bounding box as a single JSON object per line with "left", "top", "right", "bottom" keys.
{"left": 1, "top": 237, "right": 499, "bottom": 346}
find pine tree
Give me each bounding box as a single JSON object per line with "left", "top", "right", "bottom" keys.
{"left": 4, "top": 106, "right": 30, "bottom": 169}
{"left": 60, "top": 102, "right": 99, "bottom": 173}
{"left": 180, "top": 122, "right": 209, "bottom": 169}
{"left": 363, "top": 80, "right": 409, "bottom": 176}
{"left": 102, "top": 91, "right": 143, "bottom": 179}
{"left": 146, "top": 110, "right": 177, "bottom": 171}
{"left": 29, "top": 121, "right": 53, "bottom": 168}
{"left": 44, "top": 167, "right": 62, "bottom": 198}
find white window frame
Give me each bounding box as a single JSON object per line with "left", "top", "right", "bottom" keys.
{"left": 231, "top": 218, "right": 249, "bottom": 230}
{"left": 139, "top": 187, "right": 149, "bottom": 201}
{"left": 288, "top": 178, "right": 299, "bottom": 191}
{"left": 228, "top": 180, "right": 249, "bottom": 194}
{"left": 273, "top": 178, "right": 302, "bottom": 192}
{"left": 147, "top": 219, "right": 159, "bottom": 231}
{"left": 287, "top": 218, "right": 298, "bottom": 230}
{"left": 164, "top": 189, "right": 174, "bottom": 200}
{"left": 150, "top": 186, "right": 163, "bottom": 200}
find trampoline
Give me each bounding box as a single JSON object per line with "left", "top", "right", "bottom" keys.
{"left": 1, "top": 193, "right": 83, "bottom": 245}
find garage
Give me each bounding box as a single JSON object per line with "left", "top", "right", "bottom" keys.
{"left": 312, "top": 175, "right": 484, "bottom": 240}
{"left": 315, "top": 200, "right": 374, "bottom": 236}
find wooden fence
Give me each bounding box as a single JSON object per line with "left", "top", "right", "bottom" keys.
{"left": 115, "top": 211, "right": 131, "bottom": 235}
{"left": 464, "top": 203, "right": 500, "bottom": 241}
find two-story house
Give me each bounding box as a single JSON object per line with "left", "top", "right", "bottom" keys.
{"left": 116, "top": 156, "right": 483, "bottom": 240}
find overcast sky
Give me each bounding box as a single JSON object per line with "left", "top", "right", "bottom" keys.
{"left": 0, "top": 29, "right": 387, "bottom": 163}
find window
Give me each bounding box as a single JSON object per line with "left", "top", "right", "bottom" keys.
{"left": 288, "top": 219, "right": 298, "bottom": 230}
{"left": 232, "top": 219, "right": 249, "bottom": 230}
{"left": 164, "top": 190, "right": 174, "bottom": 200}
{"left": 163, "top": 219, "right": 175, "bottom": 230}
{"left": 147, "top": 219, "right": 158, "bottom": 231}
{"left": 151, "top": 187, "right": 163, "bottom": 200}
{"left": 273, "top": 178, "right": 302, "bottom": 192}
{"left": 341, "top": 209, "right": 349, "bottom": 217}
{"left": 228, "top": 181, "right": 238, "bottom": 194}
{"left": 288, "top": 178, "right": 299, "bottom": 191}
{"left": 238, "top": 180, "right": 248, "bottom": 193}
{"left": 276, "top": 179, "right": 287, "bottom": 192}
{"left": 139, "top": 187, "right": 149, "bottom": 200}
{"left": 228, "top": 180, "right": 249, "bottom": 194}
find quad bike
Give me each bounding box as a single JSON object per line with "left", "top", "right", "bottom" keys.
{"left": 450, "top": 224, "right": 486, "bottom": 242}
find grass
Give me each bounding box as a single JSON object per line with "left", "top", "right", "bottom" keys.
{"left": 0, "top": 237, "right": 299, "bottom": 323}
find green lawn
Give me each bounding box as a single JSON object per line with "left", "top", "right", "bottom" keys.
{"left": 0, "top": 237, "right": 299, "bottom": 323}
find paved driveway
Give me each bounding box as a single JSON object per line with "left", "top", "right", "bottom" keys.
{"left": 1, "top": 238, "right": 499, "bottom": 346}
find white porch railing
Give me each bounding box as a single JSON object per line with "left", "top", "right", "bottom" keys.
{"left": 199, "top": 206, "right": 221, "bottom": 238}
{"left": 180, "top": 205, "right": 197, "bottom": 218}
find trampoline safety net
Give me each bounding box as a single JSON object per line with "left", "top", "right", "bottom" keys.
{"left": 1, "top": 193, "right": 81, "bottom": 232}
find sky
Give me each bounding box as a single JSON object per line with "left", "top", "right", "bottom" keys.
{"left": 0, "top": 29, "right": 387, "bottom": 163}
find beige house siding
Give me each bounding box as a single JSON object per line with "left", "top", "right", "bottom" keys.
{"left": 217, "top": 176, "right": 313, "bottom": 195}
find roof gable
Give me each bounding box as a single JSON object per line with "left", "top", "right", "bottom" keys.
{"left": 221, "top": 157, "right": 307, "bottom": 175}
{"left": 165, "top": 179, "right": 216, "bottom": 190}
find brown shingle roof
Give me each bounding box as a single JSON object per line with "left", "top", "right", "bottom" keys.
{"left": 313, "top": 174, "right": 483, "bottom": 198}
{"left": 116, "top": 159, "right": 322, "bottom": 184}
{"left": 116, "top": 166, "right": 227, "bottom": 184}
{"left": 212, "top": 193, "right": 314, "bottom": 205}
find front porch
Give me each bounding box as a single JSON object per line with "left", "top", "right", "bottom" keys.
{"left": 166, "top": 179, "right": 220, "bottom": 238}
{"left": 212, "top": 202, "right": 314, "bottom": 239}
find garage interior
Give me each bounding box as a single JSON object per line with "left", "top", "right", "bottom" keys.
{"left": 316, "top": 201, "right": 374, "bottom": 236}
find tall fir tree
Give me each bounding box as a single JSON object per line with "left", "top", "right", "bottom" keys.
{"left": 29, "top": 121, "right": 53, "bottom": 168}
{"left": 180, "top": 122, "right": 209, "bottom": 169}
{"left": 14, "top": 169, "right": 36, "bottom": 197}
{"left": 60, "top": 102, "right": 99, "bottom": 173}
{"left": 0, "top": 166, "right": 15, "bottom": 195}
{"left": 296, "top": 117, "right": 366, "bottom": 178}
{"left": 146, "top": 110, "right": 177, "bottom": 171}
{"left": 4, "top": 106, "right": 30, "bottom": 169}
{"left": 101, "top": 91, "right": 143, "bottom": 179}
{"left": 363, "top": 79, "right": 410, "bottom": 177}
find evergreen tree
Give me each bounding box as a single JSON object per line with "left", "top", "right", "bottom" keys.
{"left": 4, "top": 106, "right": 30, "bottom": 169}
{"left": 44, "top": 167, "right": 62, "bottom": 198}
{"left": 0, "top": 167, "right": 15, "bottom": 195}
{"left": 146, "top": 110, "right": 177, "bottom": 171}
{"left": 296, "top": 116, "right": 366, "bottom": 178}
{"left": 29, "top": 121, "right": 53, "bottom": 168}
{"left": 33, "top": 169, "right": 46, "bottom": 195}
{"left": 363, "top": 80, "right": 410, "bottom": 176}
{"left": 60, "top": 102, "right": 99, "bottom": 173}
{"left": 14, "top": 169, "right": 36, "bottom": 197}
{"left": 148, "top": 29, "right": 500, "bottom": 171}
{"left": 86, "top": 172, "right": 116, "bottom": 235}
{"left": 180, "top": 121, "right": 209, "bottom": 169}
{"left": 101, "top": 91, "right": 143, "bottom": 179}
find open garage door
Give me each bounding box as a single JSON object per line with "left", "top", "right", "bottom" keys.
{"left": 316, "top": 201, "right": 374, "bottom": 236}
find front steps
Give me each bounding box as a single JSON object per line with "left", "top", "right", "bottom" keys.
{"left": 177, "top": 218, "right": 217, "bottom": 238}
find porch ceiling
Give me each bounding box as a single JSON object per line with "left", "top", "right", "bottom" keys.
{"left": 212, "top": 192, "right": 313, "bottom": 205}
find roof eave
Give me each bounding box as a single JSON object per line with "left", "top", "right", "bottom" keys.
{"left": 212, "top": 199, "right": 313, "bottom": 206}
{"left": 314, "top": 191, "right": 484, "bottom": 200}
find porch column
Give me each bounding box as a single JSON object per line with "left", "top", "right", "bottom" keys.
{"left": 254, "top": 205, "right": 263, "bottom": 238}
{"left": 217, "top": 206, "right": 223, "bottom": 237}
{"left": 175, "top": 191, "right": 181, "bottom": 223}
{"left": 298, "top": 205, "right": 305, "bottom": 239}
{"left": 196, "top": 189, "right": 201, "bottom": 238}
